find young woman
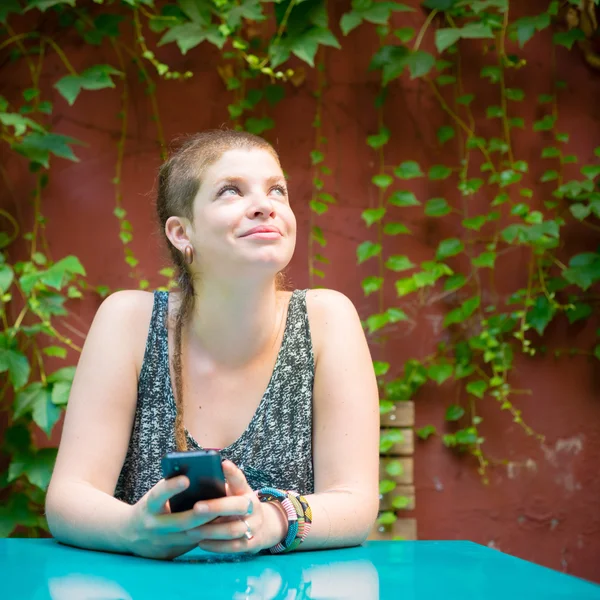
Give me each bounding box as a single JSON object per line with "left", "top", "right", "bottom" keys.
{"left": 45, "top": 130, "right": 380, "bottom": 560}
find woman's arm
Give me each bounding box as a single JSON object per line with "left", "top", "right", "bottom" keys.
{"left": 45, "top": 291, "right": 150, "bottom": 552}
{"left": 301, "top": 288, "right": 380, "bottom": 550}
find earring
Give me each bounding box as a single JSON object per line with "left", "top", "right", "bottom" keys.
{"left": 183, "top": 245, "right": 194, "bottom": 265}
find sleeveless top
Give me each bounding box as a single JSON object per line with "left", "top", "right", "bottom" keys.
{"left": 114, "top": 289, "right": 315, "bottom": 504}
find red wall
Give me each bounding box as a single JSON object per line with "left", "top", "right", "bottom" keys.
{"left": 2, "top": 0, "right": 599, "bottom": 582}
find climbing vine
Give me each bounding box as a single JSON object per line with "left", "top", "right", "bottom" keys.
{"left": 1, "top": 0, "right": 599, "bottom": 538}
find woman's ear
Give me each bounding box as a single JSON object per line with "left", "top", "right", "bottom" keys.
{"left": 165, "top": 216, "right": 191, "bottom": 253}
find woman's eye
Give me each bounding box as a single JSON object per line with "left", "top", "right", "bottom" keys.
{"left": 271, "top": 186, "right": 287, "bottom": 197}
{"left": 219, "top": 186, "right": 239, "bottom": 197}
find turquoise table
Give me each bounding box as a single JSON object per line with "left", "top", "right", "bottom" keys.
{"left": 2, "top": 539, "right": 599, "bottom": 599}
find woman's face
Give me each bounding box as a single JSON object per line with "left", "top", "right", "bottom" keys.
{"left": 188, "top": 148, "right": 297, "bottom": 281}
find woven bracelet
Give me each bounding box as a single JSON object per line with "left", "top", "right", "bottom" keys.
{"left": 256, "top": 487, "right": 312, "bottom": 554}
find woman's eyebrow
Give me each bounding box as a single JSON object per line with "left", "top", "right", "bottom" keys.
{"left": 214, "top": 175, "right": 287, "bottom": 187}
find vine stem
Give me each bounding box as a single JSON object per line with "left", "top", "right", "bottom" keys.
{"left": 426, "top": 78, "right": 496, "bottom": 174}
{"left": 257, "top": 0, "right": 298, "bottom": 69}
{"left": 413, "top": 9, "right": 438, "bottom": 51}
{"left": 497, "top": 8, "right": 514, "bottom": 165}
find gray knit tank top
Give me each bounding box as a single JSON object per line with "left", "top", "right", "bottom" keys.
{"left": 114, "top": 289, "right": 315, "bottom": 504}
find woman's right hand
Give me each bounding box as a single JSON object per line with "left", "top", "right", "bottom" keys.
{"left": 123, "top": 475, "right": 246, "bottom": 560}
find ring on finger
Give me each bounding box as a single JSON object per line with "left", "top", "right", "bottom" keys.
{"left": 242, "top": 519, "right": 253, "bottom": 541}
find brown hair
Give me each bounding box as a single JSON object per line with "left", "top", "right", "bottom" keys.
{"left": 156, "top": 130, "right": 285, "bottom": 451}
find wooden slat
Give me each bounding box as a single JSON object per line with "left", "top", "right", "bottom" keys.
{"left": 380, "top": 401, "right": 414, "bottom": 427}
{"left": 369, "top": 518, "right": 417, "bottom": 541}
{"left": 379, "top": 457, "right": 413, "bottom": 485}
{"left": 379, "top": 484, "right": 415, "bottom": 512}
{"left": 380, "top": 428, "right": 414, "bottom": 456}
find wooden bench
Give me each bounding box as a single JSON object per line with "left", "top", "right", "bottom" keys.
{"left": 368, "top": 401, "right": 417, "bottom": 541}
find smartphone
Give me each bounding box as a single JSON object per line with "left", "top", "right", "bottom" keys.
{"left": 160, "top": 450, "right": 226, "bottom": 513}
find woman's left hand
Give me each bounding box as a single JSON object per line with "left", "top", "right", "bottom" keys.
{"left": 184, "top": 460, "right": 286, "bottom": 554}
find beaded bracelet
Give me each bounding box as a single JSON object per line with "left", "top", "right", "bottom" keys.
{"left": 256, "top": 487, "right": 312, "bottom": 554}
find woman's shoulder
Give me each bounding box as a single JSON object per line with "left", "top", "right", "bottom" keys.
{"left": 92, "top": 290, "right": 157, "bottom": 373}
{"left": 303, "top": 288, "right": 361, "bottom": 354}
{"left": 96, "top": 289, "right": 156, "bottom": 319}
{"left": 304, "top": 287, "right": 358, "bottom": 315}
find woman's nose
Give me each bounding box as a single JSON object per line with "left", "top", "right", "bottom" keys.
{"left": 251, "top": 195, "right": 276, "bottom": 217}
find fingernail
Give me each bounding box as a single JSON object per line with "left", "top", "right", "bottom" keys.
{"left": 178, "top": 479, "right": 188, "bottom": 489}
{"left": 194, "top": 503, "right": 209, "bottom": 513}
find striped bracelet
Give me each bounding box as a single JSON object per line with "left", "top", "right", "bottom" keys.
{"left": 256, "top": 487, "right": 312, "bottom": 554}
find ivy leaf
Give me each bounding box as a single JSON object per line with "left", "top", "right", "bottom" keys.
{"left": 367, "top": 313, "right": 389, "bottom": 334}
{"left": 362, "top": 276, "right": 384, "bottom": 296}
{"left": 388, "top": 191, "right": 419, "bottom": 207}
{"left": 245, "top": 117, "right": 274, "bottom": 135}
{"left": 367, "top": 126, "right": 390, "bottom": 149}
{"left": 290, "top": 27, "right": 341, "bottom": 67}
{"left": 444, "top": 274, "right": 466, "bottom": 291}
{"left": 361, "top": 207, "right": 386, "bottom": 227}
{"left": 8, "top": 448, "right": 57, "bottom": 491}
{"left": 570, "top": 203, "right": 591, "bottom": 221}
{"left": 462, "top": 215, "right": 487, "bottom": 231}
{"left": 581, "top": 165, "right": 600, "bottom": 180}
{"left": 472, "top": 251, "right": 496, "bottom": 268}
{"left": 505, "top": 88, "right": 525, "bottom": 101}
{"left": 54, "top": 65, "right": 122, "bottom": 106}
{"left": 387, "top": 308, "right": 409, "bottom": 323}
{"left": 161, "top": 22, "right": 225, "bottom": 54}
{"left": 25, "top": 0, "right": 75, "bottom": 11}
{"left": 377, "top": 511, "right": 397, "bottom": 525}
{"left": 47, "top": 366, "right": 76, "bottom": 384}
{"left": 423, "top": 0, "right": 460, "bottom": 9}
{"left": 436, "top": 238, "right": 464, "bottom": 260}
{"left": 384, "top": 222, "right": 411, "bottom": 235}
{"left": 51, "top": 381, "right": 71, "bottom": 406}
{"left": 385, "top": 255, "right": 415, "bottom": 272}
{"left": 466, "top": 380, "right": 488, "bottom": 399}
{"left": 379, "top": 479, "right": 396, "bottom": 495}
{"left": 455, "top": 428, "right": 478, "bottom": 445}
{"left": 357, "top": 241, "right": 382, "bottom": 264}
{"left": 562, "top": 253, "right": 600, "bottom": 291}
{"left": 553, "top": 28, "right": 585, "bottom": 50}
{"left": 428, "top": 165, "right": 452, "bottom": 180}
{"left": 395, "top": 277, "right": 418, "bottom": 297}
{"left": 417, "top": 424, "right": 437, "bottom": 440}
{"left": 42, "top": 346, "right": 67, "bottom": 359}
{"left": 0, "top": 112, "right": 44, "bottom": 137}
{"left": 340, "top": 11, "right": 362, "bottom": 35}
{"left": 394, "top": 27, "right": 415, "bottom": 43}
{"left": 0, "top": 0, "right": 20, "bottom": 23}
{"left": 444, "top": 296, "right": 480, "bottom": 327}
{"left": 526, "top": 295, "right": 556, "bottom": 335}
{"left": 425, "top": 198, "right": 451, "bottom": 217}
{"left": 12, "top": 133, "right": 83, "bottom": 168}
{"left": 511, "top": 13, "right": 550, "bottom": 47}
{"left": 445, "top": 404, "right": 465, "bottom": 421}
{"left": 457, "top": 94, "right": 474, "bottom": 105}
{"left": 435, "top": 28, "right": 462, "bottom": 53}
{"left": 0, "top": 341, "right": 30, "bottom": 389}
{"left": 405, "top": 50, "right": 435, "bottom": 78}
{"left": 385, "top": 459, "right": 405, "bottom": 476}
{"left": 0, "top": 264, "right": 14, "bottom": 294}
{"left": 437, "top": 125, "right": 455, "bottom": 144}
{"left": 394, "top": 161, "right": 423, "bottom": 179}
{"left": 310, "top": 150, "right": 324, "bottom": 165}
{"left": 372, "top": 174, "right": 394, "bottom": 189}
{"left": 373, "top": 361, "right": 390, "bottom": 376}
{"left": 566, "top": 302, "right": 592, "bottom": 325}
{"left": 428, "top": 363, "right": 453, "bottom": 385}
